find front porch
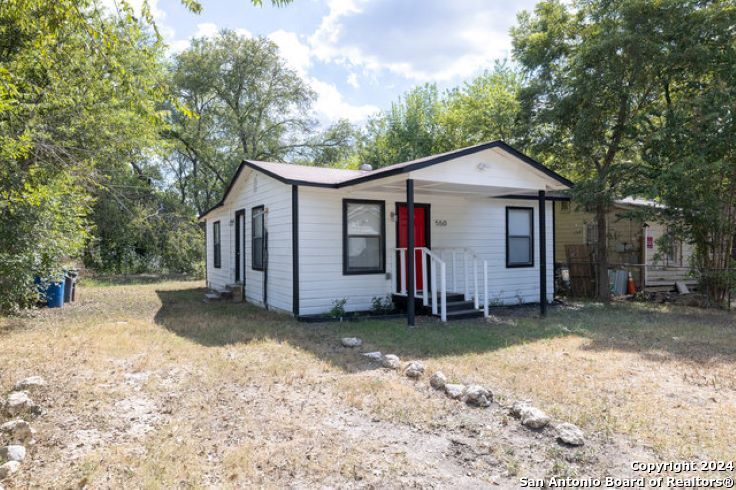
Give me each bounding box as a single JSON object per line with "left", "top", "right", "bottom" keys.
{"left": 348, "top": 174, "right": 560, "bottom": 324}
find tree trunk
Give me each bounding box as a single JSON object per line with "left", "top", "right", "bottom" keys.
{"left": 595, "top": 202, "right": 610, "bottom": 302}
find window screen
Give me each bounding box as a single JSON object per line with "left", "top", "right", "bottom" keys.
{"left": 252, "top": 206, "right": 264, "bottom": 270}
{"left": 213, "top": 221, "right": 221, "bottom": 269}
{"left": 506, "top": 207, "right": 533, "bottom": 267}
{"left": 343, "top": 200, "right": 385, "bottom": 274}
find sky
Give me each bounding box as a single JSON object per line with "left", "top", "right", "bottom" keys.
{"left": 122, "top": 0, "right": 539, "bottom": 125}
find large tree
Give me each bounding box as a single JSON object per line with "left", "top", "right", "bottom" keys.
{"left": 640, "top": 0, "right": 736, "bottom": 305}
{"left": 168, "top": 30, "right": 354, "bottom": 213}
{"left": 0, "top": 0, "right": 170, "bottom": 310}
{"left": 512, "top": 0, "right": 665, "bottom": 301}
{"left": 357, "top": 65, "right": 524, "bottom": 169}
{"left": 437, "top": 62, "right": 523, "bottom": 150}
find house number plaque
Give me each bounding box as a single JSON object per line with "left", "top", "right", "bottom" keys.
{"left": 434, "top": 219, "right": 447, "bottom": 227}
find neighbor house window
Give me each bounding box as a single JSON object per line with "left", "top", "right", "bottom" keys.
{"left": 343, "top": 199, "right": 385, "bottom": 274}
{"left": 213, "top": 221, "right": 221, "bottom": 269}
{"left": 506, "top": 207, "right": 534, "bottom": 267}
{"left": 252, "top": 206, "right": 265, "bottom": 271}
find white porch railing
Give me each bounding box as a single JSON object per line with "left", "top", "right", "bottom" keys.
{"left": 392, "top": 247, "right": 489, "bottom": 321}
{"left": 433, "top": 247, "right": 489, "bottom": 319}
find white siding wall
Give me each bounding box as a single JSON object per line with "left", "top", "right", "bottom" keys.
{"left": 299, "top": 187, "right": 554, "bottom": 316}
{"left": 205, "top": 170, "right": 293, "bottom": 313}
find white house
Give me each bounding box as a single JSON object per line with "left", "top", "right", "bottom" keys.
{"left": 198, "top": 140, "right": 573, "bottom": 323}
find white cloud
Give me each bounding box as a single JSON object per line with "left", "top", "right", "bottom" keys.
{"left": 193, "top": 22, "right": 219, "bottom": 39}
{"left": 268, "top": 30, "right": 311, "bottom": 76}
{"left": 308, "top": 0, "right": 537, "bottom": 82}
{"left": 168, "top": 23, "right": 252, "bottom": 54}
{"left": 346, "top": 72, "right": 360, "bottom": 89}
{"left": 266, "top": 28, "right": 374, "bottom": 124}
{"left": 308, "top": 78, "right": 378, "bottom": 123}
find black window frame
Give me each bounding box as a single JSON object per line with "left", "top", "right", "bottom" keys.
{"left": 343, "top": 199, "right": 386, "bottom": 275}
{"left": 212, "top": 220, "right": 221, "bottom": 269}
{"left": 252, "top": 205, "right": 265, "bottom": 271}
{"left": 506, "top": 206, "right": 534, "bottom": 268}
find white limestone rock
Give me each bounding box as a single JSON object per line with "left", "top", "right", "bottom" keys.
{"left": 3, "top": 392, "right": 34, "bottom": 417}
{"left": 429, "top": 371, "right": 447, "bottom": 390}
{"left": 444, "top": 384, "right": 466, "bottom": 400}
{"left": 341, "top": 337, "right": 362, "bottom": 348}
{"left": 382, "top": 354, "right": 401, "bottom": 370}
{"left": 556, "top": 422, "right": 585, "bottom": 446}
{"left": 13, "top": 376, "right": 46, "bottom": 393}
{"left": 404, "top": 361, "right": 425, "bottom": 378}
{"left": 520, "top": 407, "right": 551, "bottom": 429}
{"left": 361, "top": 351, "right": 383, "bottom": 361}
{"left": 0, "top": 446, "right": 25, "bottom": 463}
{"left": 0, "top": 420, "right": 34, "bottom": 444}
{"left": 0, "top": 461, "right": 20, "bottom": 480}
{"left": 463, "top": 385, "right": 492, "bottom": 407}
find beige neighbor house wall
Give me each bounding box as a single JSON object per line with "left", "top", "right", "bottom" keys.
{"left": 554, "top": 201, "right": 695, "bottom": 288}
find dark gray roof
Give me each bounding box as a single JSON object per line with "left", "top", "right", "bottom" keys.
{"left": 199, "top": 140, "right": 574, "bottom": 219}
{"left": 247, "top": 160, "right": 367, "bottom": 184}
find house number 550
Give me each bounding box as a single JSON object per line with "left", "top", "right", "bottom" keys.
{"left": 434, "top": 219, "right": 447, "bottom": 226}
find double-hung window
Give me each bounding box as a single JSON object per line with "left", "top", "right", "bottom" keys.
{"left": 343, "top": 199, "right": 385, "bottom": 274}
{"left": 506, "top": 207, "right": 534, "bottom": 267}
{"left": 212, "top": 221, "right": 221, "bottom": 269}
{"left": 252, "top": 206, "right": 265, "bottom": 271}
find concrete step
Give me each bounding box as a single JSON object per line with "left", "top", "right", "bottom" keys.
{"left": 445, "top": 300, "right": 476, "bottom": 312}
{"left": 445, "top": 308, "right": 484, "bottom": 320}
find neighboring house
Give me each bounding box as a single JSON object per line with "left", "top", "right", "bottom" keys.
{"left": 198, "top": 141, "right": 573, "bottom": 323}
{"left": 554, "top": 198, "right": 695, "bottom": 289}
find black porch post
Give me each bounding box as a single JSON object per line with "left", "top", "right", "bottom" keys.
{"left": 406, "top": 179, "right": 415, "bottom": 326}
{"left": 539, "top": 190, "right": 548, "bottom": 317}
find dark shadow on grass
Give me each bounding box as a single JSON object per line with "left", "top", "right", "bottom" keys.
{"left": 154, "top": 287, "right": 736, "bottom": 372}
{"left": 153, "top": 287, "right": 572, "bottom": 373}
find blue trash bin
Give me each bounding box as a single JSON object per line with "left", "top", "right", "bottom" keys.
{"left": 46, "top": 281, "right": 65, "bottom": 308}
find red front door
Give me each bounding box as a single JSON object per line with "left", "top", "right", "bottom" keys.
{"left": 397, "top": 204, "right": 428, "bottom": 291}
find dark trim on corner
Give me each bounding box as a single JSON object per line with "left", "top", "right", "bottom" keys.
{"left": 342, "top": 198, "right": 387, "bottom": 275}
{"left": 505, "top": 206, "right": 534, "bottom": 268}
{"left": 406, "top": 179, "right": 415, "bottom": 327}
{"left": 292, "top": 185, "right": 299, "bottom": 317}
{"left": 552, "top": 201, "right": 557, "bottom": 268}
{"left": 539, "top": 191, "right": 548, "bottom": 317}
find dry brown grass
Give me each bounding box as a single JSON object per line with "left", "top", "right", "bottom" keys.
{"left": 0, "top": 280, "right": 734, "bottom": 487}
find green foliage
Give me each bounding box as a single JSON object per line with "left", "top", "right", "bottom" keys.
{"left": 512, "top": 0, "right": 671, "bottom": 300}
{"left": 357, "top": 64, "right": 523, "bottom": 168}
{"left": 358, "top": 84, "right": 443, "bottom": 168}
{"left": 168, "top": 30, "right": 354, "bottom": 213}
{"left": 0, "top": 0, "right": 171, "bottom": 311}
{"left": 329, "top": 297, "right": 347, "bottom": 318}
{"left": 437, "top": 62, "right": 523, "bottom": 150}
{"left": 370, "top": 296, "right": 394, "bottom": 314}
{"left": 637, "top": 0, "right": 736, "bottom": 304}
